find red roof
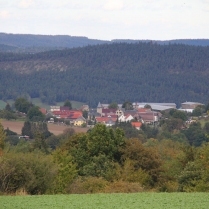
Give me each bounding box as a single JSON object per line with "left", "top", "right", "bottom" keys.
{"left": 137, "top": 108, "right": 151, "bottom": 113}
{"left": 96, "top": 116, "right": 117, "bottom": 123}
{"left": 102, "top": 108, "right": 117, "bottom": 114}
{"left": 131, "top": 122, "right": 142, "bottom": 128}
{"left": 53, "top": 110, "right": 82, "bottom": 119}
{"left": 39, "top": 108, "right": 47, "bottom": 114}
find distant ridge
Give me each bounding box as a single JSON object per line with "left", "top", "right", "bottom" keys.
{"left": 112, "top": 39, "right": 209, "bottom": 46}
{"left": 0, "top": 33, "right": 209, "bottom": 53}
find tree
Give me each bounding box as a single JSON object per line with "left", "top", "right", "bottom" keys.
{"left": 172, "top": 110, "right": 187, "bottom": 121}
{"left": 192, "top": 105, "right": 205, "bottom": 117}
{"left": 5, "top": 103, "right": 12, "bottom": 112}
{"left": 121, "top": 138, "right": 162, "bottom": 185}
{"left": 183, "top": 122, "right": 208, "bottom": 146}
{"left": 82, "top": 110, "right": 88, "bottom": 119}
{"left": 14, "top": 97, "right": 33, "bottom": 114}
{"left": 63, "top": 100, "right": 72, "bottom": 110}
{"left": 0, "top": 110, "right": 16, "bottom": 120}
{"left": 108, "top": 102, "right": 118, "bottom": 109}
{"left": 0, "top": 122, "right": 6, "bottom": 155}
{"left": 144, "top": 104, "right": 151, "bottom": 109}
{"left": 122, "top": 101, "right": 133, "bottom": 110}
{"left": 63, "top": 124, "right": 125, "bottom": 179}
{"left": 52, "top": 150, "right": 77, "bottom": 193}
{"left": 22, "top": 121, "right": 33, "bottom": 138}
{"left": 27, "top": 106, "right": 44, "bottom": 121}
{"left": 162, "top": 118, "right": 184, "bottom": 133}
{"left": 0, "top": 153, "right": 56, "bottom": 194}
{"left": 22, "top": 121, "right": 51, "bottom": 139}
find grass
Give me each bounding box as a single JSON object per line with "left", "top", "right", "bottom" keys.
{"left": 0, "top": 100, "right": 6, "bottom": 109}
{"left": 0, "top": 98, "right": 84, "bottom": 110}
{"left": 0, "top": 193, "right": 209, "bottom": 209}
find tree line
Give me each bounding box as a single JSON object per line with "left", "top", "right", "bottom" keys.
{"left": 1, "top": 104, "right": 209, "bottom": 194}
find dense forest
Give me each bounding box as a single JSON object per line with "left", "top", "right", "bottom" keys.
{"left": 0, "top": 42, "right": 209, "bottom": 107}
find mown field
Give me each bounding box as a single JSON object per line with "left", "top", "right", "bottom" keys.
{"left": 1, "top": 193, "right": 209, "bottom": 209}
{"left": 1, "top": 120, "right": 88, "bottom": 135}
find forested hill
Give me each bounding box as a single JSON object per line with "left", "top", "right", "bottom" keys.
{"left": 1, "top": 33, "right": 209, "bottom": 53}
{"left": 0, "top": 42, "right": 209, "bottom": 107}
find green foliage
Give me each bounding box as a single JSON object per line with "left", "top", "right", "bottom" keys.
{"left": 113, "top": 122, "right": 144, "bottom": 140}
{"left": 0, "top": 152, "right": 56, "bottom": 194}
{"left": 82, "top": 110, "right": 88, "bottom": 119}
{"left": 22, "top": 121, "right": 52, "bottom": 139}
{"left": 0, "top": 122, "right": 6, "bottom": 153}
{"left": 0, "top": 109, "right": 17, "bottom": 120}
{"left": 108, "top": 102, "right": 118, "bottom": 109}
{"left": 63, "top": 100, "right": 72, "bottom": 109}
{"left": 52, "top": 150, "right": 77, "bottom": 193}
{"left": 141, "top": 124, "right": 158, "bottom": 139}
{"left": 162, "top": 118, "right": 184, "bottom": 133}
{"left": 183, "top": 122, "right": 208, "bottom": 146}
{"left": 27, "top": 106, "right": 44, "bottom": 121}
{"left": 5, "top": 103, "right": 12, "bottom": 112}
{"left": 121, "top": 138, "right": 162, "bottom": 185}
{"left": 63, "top": 124, "right": 125, "bottom": 179}
{"left": 1, "top": 43, "right": 209, "bottom": 106}
{"left": 14, "top": 97, "right": 33, "bottom": 114}
{"left": 192, "top": 105, "right": 205, "bottom": 116}
{"left": 172, "top": 110, "right": 187, "bottom": 121}
{"left": 122, "top": 101, "right": 133, "bottom": 110}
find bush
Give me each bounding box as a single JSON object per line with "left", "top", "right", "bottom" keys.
{"left": 67, "top": 177, "right": 108, "bottom": 194}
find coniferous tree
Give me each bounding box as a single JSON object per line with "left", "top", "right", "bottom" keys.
{"left": 0, "top": 122, "right": 6, "bottom": 155}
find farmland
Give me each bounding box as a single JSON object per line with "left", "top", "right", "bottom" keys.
{"left": 1, "top": 193, "right": 209, "bottom": 209}
{"left": 1, "top": 120, "right": 88, "bottom": 135}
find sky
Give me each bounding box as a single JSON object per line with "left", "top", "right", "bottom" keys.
{"left": 0, "top": 0, "right": 209, "bottom": 41}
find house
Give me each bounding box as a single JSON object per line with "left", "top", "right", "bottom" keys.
{"left": 116, "top": 108, "right": 125, "bottom": 117}
{"left": 179, "top": 102, "right": 204, "bottom": 113}
{"left": 97, "top": 102, "right": 123, "bottom": 114}
{"left": 131, "top": 122, "right": 142, "bottom": 130}
{"left": 97, "top": 102, "right": 109, "bottom": 114}
{"left": 80, "top": 105, "right": 89, "bottom": 112}
{"left": 60, "top": 106, "right": 70, "bottom": 111}
{"left": 101, "top": 108, "right": 117, "bottom": 117}
{"left": 124, "top": 110, "right": 138, "bottom": 117}
{"left": 118, "top": 114, "right": 134, "bottom": 122}
{"left": 88, "top": 108, "right": 101, "bottom": 120}
{"left": 50, "top": 106, "right": 60, "bottom": 112}
{"left": 133, "top": 102, "right": 176, "bottom": 111}
{"left": 74, "top": 116, "right": 86, "bottom": 126}
{"left": 52, "top": 110, "right": 83, "bottom": 121}
{"left": 138, "top": 112, "right": 160, "bottom": 124}
{"left": 95, "top": 116, "right": 117, "bottom": 127}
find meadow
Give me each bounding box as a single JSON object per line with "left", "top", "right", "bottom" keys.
{"left": 1, "top": 193, "right": 209, "bottom": 209}
{"left": 0, "top": 98, "right": 84, "bottom": 110}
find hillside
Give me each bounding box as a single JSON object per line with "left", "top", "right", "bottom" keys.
{"left": 0, "top": 33, "right": 209, "bottom": 53}
{"left": 0, "top": 42, "right": 209, "bottom": 107}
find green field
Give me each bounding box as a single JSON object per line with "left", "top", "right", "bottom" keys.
{"left": 0, "top": 98, "right": 84, "bottom": 110}
{"left": 1, "top": 193, "right": 209, "bottom": 209}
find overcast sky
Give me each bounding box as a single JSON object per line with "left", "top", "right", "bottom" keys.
{"left": 0, "top": 0, "right": 209, "bottom": 41}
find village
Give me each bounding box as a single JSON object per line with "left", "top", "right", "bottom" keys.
{"left": 45, "top": 101, "right": 205, "bottom": 129}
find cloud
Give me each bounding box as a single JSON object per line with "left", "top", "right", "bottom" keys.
{"left": 104, "top": 0, "right": 124, "bottom": 10}
{"left": 18, "top": 0, "right": 34, "bottom": 9}
{"left": 0, "top": 10, "right": 10, "bottom": 18}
